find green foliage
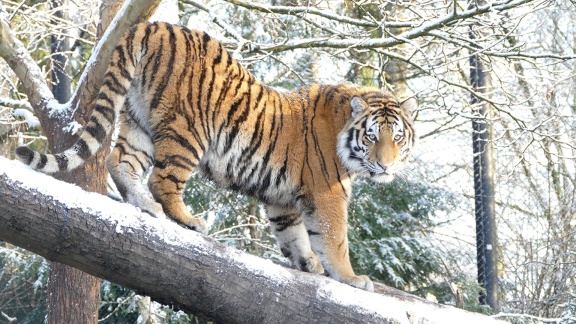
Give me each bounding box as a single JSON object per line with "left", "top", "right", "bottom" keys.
{"left": 348, "top": 178, "right": 453, "bottom": 291}
{"left": 423, "top": 273, "right": 492, "bottom": 314}
{"left": 0, "top": 244, "right": 47, "bottom": 323}
{"left": 99, "top": 282, "right": 140, "bottom": 323}
{"left": 99, "top": 281, "right": 197, "bottom": 323}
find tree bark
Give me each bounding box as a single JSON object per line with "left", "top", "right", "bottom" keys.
{"left": 0, "top": 157, "right": 506, "bottom": 324}
{"left": 46, "top": 1, "right": 102, "bottom": 322}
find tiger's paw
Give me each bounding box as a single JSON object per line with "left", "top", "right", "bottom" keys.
{"left": 297, "top": 253, "right": 325, "bottom": 275}
{"left": 140, "top": 200, "right": 167, "bottom": 220}
{"left": 342, "top": 275, "right": 374, "bottom": 292}
{"left": 182, "top": 217, "right": 208, "bottom": 235}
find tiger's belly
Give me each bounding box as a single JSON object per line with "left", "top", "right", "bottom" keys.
{"left": 198, "top": 149, "right": 296, "bottom": 208}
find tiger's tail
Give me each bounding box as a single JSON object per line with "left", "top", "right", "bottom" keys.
{"left": 15, "top": 24, "right": 146, "bottom": 174}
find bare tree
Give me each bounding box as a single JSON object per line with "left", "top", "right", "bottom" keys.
{"left": 0, "top": 0, "right": 162, "bottom": 321}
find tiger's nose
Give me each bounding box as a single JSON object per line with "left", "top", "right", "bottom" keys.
{"left": 376, "top": 162, "right": 392, "bottom": 173}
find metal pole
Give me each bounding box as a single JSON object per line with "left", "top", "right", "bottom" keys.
{"left": 469, "top": 32, "right": 499, "bottom": 312}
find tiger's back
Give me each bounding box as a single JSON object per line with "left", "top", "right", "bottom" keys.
{"left": 16, "top": 22, "right": 416, "bottom": 292}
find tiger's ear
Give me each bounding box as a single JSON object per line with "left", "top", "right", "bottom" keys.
{"left": 400, "top": 97, "right": 418, "bottom": 115}
{"left": 350, "top": 96, "right": 368, "bottom": 118}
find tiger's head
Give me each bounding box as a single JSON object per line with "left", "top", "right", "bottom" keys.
{"left": 337, "top": 94, "right": 416, "bottom": 183}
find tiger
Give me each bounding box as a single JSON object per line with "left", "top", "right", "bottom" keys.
{"left": 16, "top": 22, "right": 416, "bottom": 292}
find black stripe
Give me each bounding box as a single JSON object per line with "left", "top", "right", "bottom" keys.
{"left": 118, "top": 159, "right": 138, "bottom": 173}
{"left": 157, "top": 173, "right": 187, "bottom": 191}
{"left": 97, "top": 91, "right": 114, "bottom": 107}
{"left": 269, "top": 214, "right": 302, "bottom": 232}
{"left": 276, "top": 148, "right": 289, "bottom": 187}
{"left": 300, "top": 89, "right": 315, "bottom": 186}
{"left": 102, "top": 72, "right": 127, "bottom": 95}
{"left": 213, "top": 53, "right": 239, "bottom": 130}
{"left": 310, "top": 92, "right": 330, "bottom": 184}
{"left": 16, "top": 147, "right": 34, "bottom": 164}
{"left": 154, "top": 128, "right": 201, "bottom": 162}
{"left": 195, "top": 31, "right": 211, "bottom": 139}
{"left": 115, "top": 142, "right": 147, "bottom": 172}
{"left": 115, "top": 44, "right": 133, "bottom": 81}
{"left": 150, "top": 24, "right": 176, "bottom": 111}
{"left": 85, "top": 119, "right": 107, "bottom": 142}
{"left": 37, "top": 154, "right": 48, "bottom": 169}
{"left": 126, "top": 25, "right": 136, "bottom": 66}
{"left": 55, "top": 154, "right": 68, "bottom": 171}
{"left": 142, "top": 23, "right": 153, "bottom": 57}
{"left": 94, "top": 104, "right": 115, "bottom": 125}
{"left": 258, "top": 169, "right": 273, "bottom": 195}
{"left": 76, "top": 139, "right": 91, "bottom": 160}
{"left": 148, "top": 39, "right": 164, "bottom": 90}
{"left": 182, "top": 106, "right": 206, "bottom": 153}
{"left": 141, "top": 51, "right": 154, "bottom": 90}
{"left": 162, "top": 173, "right": 186, "bottom": 184}
{"left": 204, "top": 44, "right": 224, "bottom": 136}
{"left": 117, "top": 135, "right": 154, "bottom": 162}
{"left": 175, "top": 29, "right": 192, "bottom": 114}
{"left": 333, "top": 159, "right": 348, "bottom": 198}
{"left": 237, "top": 101, "right": 267, "bottom": 176}
{"left": 159, "top": 154, "right": 195, "bottom": 171}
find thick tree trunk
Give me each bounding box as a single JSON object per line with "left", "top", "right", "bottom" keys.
{"left": 0, "top": 157, "right": 506, "bottom": 324}
{"left": 46, "top": 1, "right": 102, "bottom": 322}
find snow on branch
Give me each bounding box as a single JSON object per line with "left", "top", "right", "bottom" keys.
{"left": 0, "top": 156, "right": 506, "bottom": 323}
{"left": 181, "top": 0, "right": 246, "bottom": 43}
{"left": 222, "top": 0, "right": 381, "bottom": 28}
{"left": 0, "top": 97, "right": 32, "bottom": 111}
{"left": 247, "top": 0, "right": 536, "bottom": 53}
{"left": 0, "top": 12, "right": 59, "bottom": 114}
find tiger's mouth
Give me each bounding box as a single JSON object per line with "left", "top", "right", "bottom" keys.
{"left": 370, "top": 172, "right": 394, "bottom": 184}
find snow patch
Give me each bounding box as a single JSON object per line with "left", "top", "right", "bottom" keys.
{"left": 46, "top": 99, "right": 70, "bottom": 116}
{"left": 62, "top": 121, "right": 83, "bottom": 135}
{"left": 316, "top": 280, "right": 505, "bottom": 323}
{"left": 12, "top": 109, "right": 40, "bottom": 128}
{"left": 317, "top": 282, "right": 407, "bottom": 320}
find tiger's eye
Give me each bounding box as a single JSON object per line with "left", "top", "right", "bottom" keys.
{"left": 394, "top": 135, "right": 403, "bottom": 142}
{"left": 365, "top": 134, "right": 377, "bottom": 143}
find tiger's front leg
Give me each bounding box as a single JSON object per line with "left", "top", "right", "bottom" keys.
{"left": 304, "top": 194, "right": 374, "bottom": 292}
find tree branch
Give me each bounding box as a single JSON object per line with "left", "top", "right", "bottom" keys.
{"left": 0, "top": 97, "right": 32, "bottom": 111}
{"left": 0, "top": 11, "right": 58, "bottom": 115}
{"left": 221, "top": 0, "right": 382, "bottom": 28}
{"left": 227, "top": 0, "right": 536, "bottom": 53}
{"left": 0, "top": 0, "right": 162, "bottom": 148}
{"left": 0, "top": 157, "right": 506, "bottom": 323}
{"left": 69, "top": 0, "right": 162, "bottom": 119}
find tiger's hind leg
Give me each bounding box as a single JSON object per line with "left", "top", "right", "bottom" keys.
{"left": 266, "top": 205, "right": 324, "bottom": 274}
{"left": 106, "top": 111, "right": 165, "bottom": 219}
{"left": 147, "top": 134, "right": 207, "bottom": 234}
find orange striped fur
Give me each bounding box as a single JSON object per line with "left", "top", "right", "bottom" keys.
{"left": 16, "top": 22, "right": 416, "bottom": 291}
